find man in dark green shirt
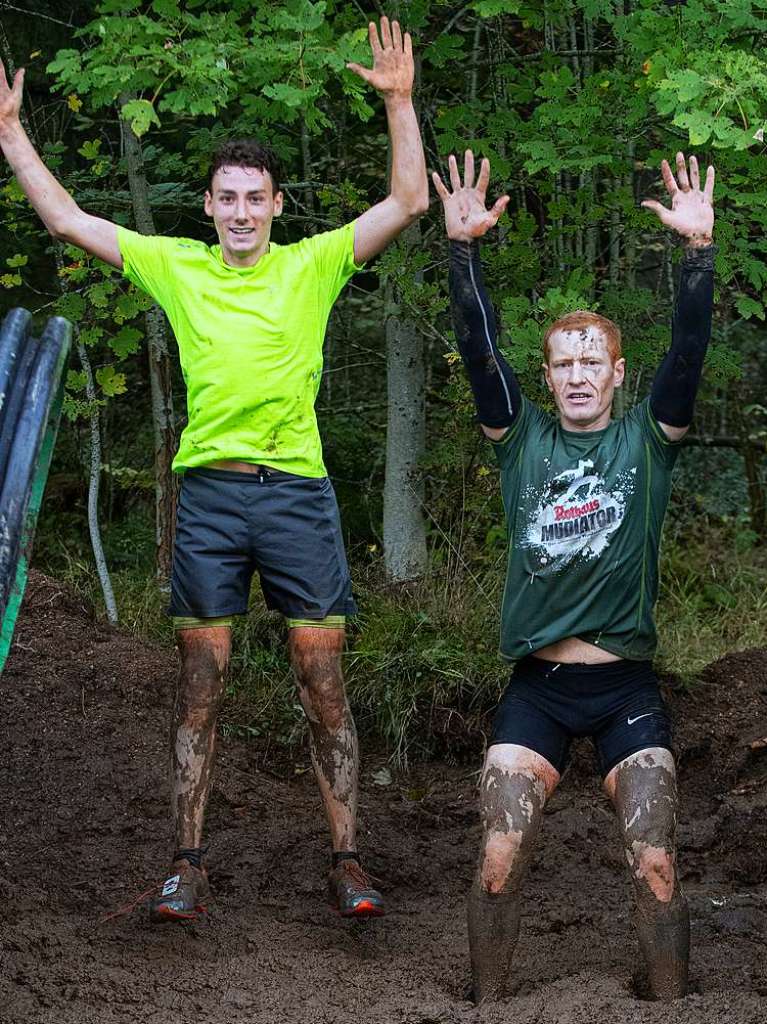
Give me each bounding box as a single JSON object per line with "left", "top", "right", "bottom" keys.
{"left": 433, "top": 150, "right": 715, "bottom": 1001}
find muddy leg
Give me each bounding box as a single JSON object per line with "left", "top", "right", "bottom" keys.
{"left": 289, "top": 627, "right": 357, "bottom": 852}
{"left": 604, "top": 747, "right": 689, "bottom": 1001}
{"left": 468, "top": 743, "right": 560, "bottom": 1004}
{"left": 173, "top": 627, "right": 230, "bottom": 849}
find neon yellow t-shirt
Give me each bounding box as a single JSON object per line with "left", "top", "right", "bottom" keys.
{"left": 117, "top": 222, "right": 361, "bottom": 476}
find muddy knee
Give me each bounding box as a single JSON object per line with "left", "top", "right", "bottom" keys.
{"left": 477, "top": 765, "right": 546, "bottom": 894}
{"left": 628, "top": 843, "right": 677, "bottom": 904}
{"left": 177, "top": 636, "right": 228, "bottom": 730}
{"left": 290, "top": 636, "right": 347, "bottom": 733}
{"left": 611, "top": 749, "right": 680, "bottom": 905}
{"left": 297, "top": 672, "right": 348, "bottom": 732}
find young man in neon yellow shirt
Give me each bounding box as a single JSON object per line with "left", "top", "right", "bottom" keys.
{"left": 0, "top": 17, "right": 428, "bottom": 920}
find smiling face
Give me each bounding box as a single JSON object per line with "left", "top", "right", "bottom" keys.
{"left": 203, "top": 165, "right": 283, "bottom": 268}
{"left": 544, "top": 326, "right": 625, "bottom": 432}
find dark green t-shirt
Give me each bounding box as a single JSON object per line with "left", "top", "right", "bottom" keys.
{"left": 492, "top": 397, "right": 682, "bottom": 661}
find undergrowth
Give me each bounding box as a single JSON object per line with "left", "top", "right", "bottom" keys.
{"left": 39, "top": 522, "right": 767, "bottom": 761}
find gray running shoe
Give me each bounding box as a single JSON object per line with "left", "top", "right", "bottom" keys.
{"left": 148, "top": 861, "right": 209, "bottom": 923}
{"left": 327, "top": 859, "right": 385, "bottom": 918}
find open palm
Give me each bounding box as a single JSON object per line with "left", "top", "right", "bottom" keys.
{"left": 0, "top": 61, "right": 24, "bottom": 129}
{"left": 432, "top": 151, "right": 509, "bottom": 242}
{"left": 346, "top": 17, "right": 413, "bottom": 98}
{"left": 641, "top": 152, "right": 715, "bottom": 242}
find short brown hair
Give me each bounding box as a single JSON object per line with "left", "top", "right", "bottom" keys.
{"left": 543, "top": 310, "right": 622, "bottom": 364}
{"left": 208, "top": 139, "right": 282, "bottom": 195}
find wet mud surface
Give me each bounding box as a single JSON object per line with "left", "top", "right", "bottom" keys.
{"left": 1, "top": 572, "right": 766, "bottom": 1023}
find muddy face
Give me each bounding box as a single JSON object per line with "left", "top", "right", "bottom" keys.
{"left": 544, "top": 326, "right": 625, "bottom": 432}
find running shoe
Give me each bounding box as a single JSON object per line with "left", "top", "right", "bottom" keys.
{"left": 148, "top": 860, "right": 209, "bottom": 923}
{"left": 327, "top": 859, "right": 385, "bottom": 918}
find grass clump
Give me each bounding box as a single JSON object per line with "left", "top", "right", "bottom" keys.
{"left": 34, "top": 520, "right": 767, "bottom": 761}
{"left": 655, "top": 528, "right": 767, "bottom": 680}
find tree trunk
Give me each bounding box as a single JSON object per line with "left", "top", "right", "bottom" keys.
{"left": 383, "top": 261, "right": 427, "bottom": 581}
{"left": 78, "top": 337, "right": 118, "bottom": 624}
{"left": 120, "top": 95, "right": 177, "bottom": 587}
{"left": 381, "top": 36, "right": 428, "bottom": 583}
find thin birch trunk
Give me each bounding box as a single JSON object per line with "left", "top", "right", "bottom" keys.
{"left": 78, "top": 337, "right": 118, "bottom": 623}
{"left": 383, "top": 266, "right": 427, "bottom": 581}
{"left": 381, "top": 39, "right": 427, "bottom": 581}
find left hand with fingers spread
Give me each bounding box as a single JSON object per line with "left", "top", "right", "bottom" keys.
{"left": 641, "top": 152, "right": 715, "bottom": 248}
{"left": 346, "top": 16, "right": 414, "bottom": 101}
{"left": 432, "top": 150, "right": 510, "bottom": 242}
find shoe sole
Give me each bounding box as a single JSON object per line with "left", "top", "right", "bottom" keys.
{"left": 335, "top": 900, "right": 385, "bottom": 919}
{"left": 149, "top": 903, "right": 207, "bottom": 924}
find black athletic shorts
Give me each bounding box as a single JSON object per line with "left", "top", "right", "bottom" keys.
{"left": 490, "top": 655, "right": 672, "bottom": 778}
{"left": 168, "top": 466, "right": 357, "bottom": 621}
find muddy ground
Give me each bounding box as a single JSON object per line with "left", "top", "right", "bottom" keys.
{"left": 0, "top": 572, "right": 766, "bottom": 1024}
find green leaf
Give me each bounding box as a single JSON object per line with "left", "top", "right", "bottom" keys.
{"left": 425, "top": 35, "right": 465, "bottom": 69}
{"left": 667, "top": 68, "right": 707, "bottom": 104}
{"left": 262, "top": 82, "right": 310, "bottom": 109}
{"left": 151, "top": 0, "right": 180, "bottom": 16}
{"left": 110, "top": 326, "right": 143, "bottom": 358}
{"left": 55, "top": 292, "right": 86, "bottom": 321}
{"left": 77, "top": 138, "right": 102, "bottom": 160}
{"left": 6, "top": 254, "right": 27, "bottom": 268}
{"left": 735, "top": 294, "right": 765, "bottom": 320}
{"left": 46, "top": 49, "right": 81, "bottom": 77}
{"left": 3, "top": 179, "right": 25, "bottom": 203}
{"left": 673, "top": 110, "right": 714, "bottom": 146}
{"left": 66, "top": 369, "right": 88, "bottom": 392}
{"left": 115, "top": 292, "right": 141, "bottom": 323}
{"left": 0, "top": 273, "right": 21, "bottom": 288}
{"left": 471, "top": 0, "right": 522, "bottom": 14}
{"left": 96, "top": 364, "right": 128, "bottom": 397}
{"left": 120, "top": 99, "right": 161, "bottom": 138}
{"left": 87, "top": 280, "right": 115, "bottom": 309}
{"left": 79, "top": 326, "right": 103, "bottom": 347}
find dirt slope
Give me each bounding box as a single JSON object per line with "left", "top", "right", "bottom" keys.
{"left": 0, "top": 572, "right": 765, "bottom": 1024}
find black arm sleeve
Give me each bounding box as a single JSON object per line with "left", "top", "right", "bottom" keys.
{"left": 650, "top": 244, "right": 715, "bottom": 428}
{"left": 448, "top": 239, "right": 522, "bottom": 429}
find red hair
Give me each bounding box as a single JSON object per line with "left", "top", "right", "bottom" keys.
{"left": 543, "top": 310, "right": 622, "bottom": 364}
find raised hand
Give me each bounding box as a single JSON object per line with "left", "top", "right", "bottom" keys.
{"left": 0, "top": 61, "right": 24, "bottom": 134}
{"left": 432, "top": 151, "right": 509, "bottom": 242}
{"left": 347, "top": 17, "right": 413, "bottom": 99}
{"left": 641, "top": 152, "right": 715, "bottom": 245}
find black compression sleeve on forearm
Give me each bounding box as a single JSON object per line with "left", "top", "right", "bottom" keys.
{"left": 449, "top": 240, "right": 521, "bottom": 429}
{"left": 650, "top": 244, "right": 715, "bottom": 428}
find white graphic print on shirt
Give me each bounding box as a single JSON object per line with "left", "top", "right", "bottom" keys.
{"left": 521, "top": 458, "right": 637, "bottom": 573}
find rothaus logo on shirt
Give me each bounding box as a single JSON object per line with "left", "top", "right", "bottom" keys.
{"left": 521, "top": 458, "right": 636, "bottom": 572}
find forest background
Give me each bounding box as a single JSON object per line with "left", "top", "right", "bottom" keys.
{"left": 0, "top": 0, "right": 765, "bottom": 762}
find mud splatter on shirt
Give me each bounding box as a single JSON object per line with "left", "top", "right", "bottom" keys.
{"left": 492, "top": 397, "right": 681, "bottom": 661}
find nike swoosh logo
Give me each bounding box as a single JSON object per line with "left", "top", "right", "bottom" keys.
{"left": 627, "top": 713, "right": 654, "bottom": 725}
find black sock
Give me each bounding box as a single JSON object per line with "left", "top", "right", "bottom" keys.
{"left": 173, "top": 846, "right": 207, "bottom": 870}
{"left": 332, "top": 850, "right": 360, "bottom": 869}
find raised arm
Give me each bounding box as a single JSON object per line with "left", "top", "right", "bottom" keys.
{"left": 346, "top": 17, "right": 428, "bottom": 264}
{"left": 642, "top": 152, "right": 715, "bottom": 442}
{"left": 433, "top": 150, "right": 518, "bottom": 441}
{"left": 0, "top": 63, "right": 122, "bottom": 269}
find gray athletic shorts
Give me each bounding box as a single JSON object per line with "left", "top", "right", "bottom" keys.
{"left": 168, "top": 466, "right": 357, "bottom": 621}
